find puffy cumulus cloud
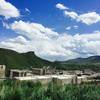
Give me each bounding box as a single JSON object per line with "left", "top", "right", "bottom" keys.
{"left": 56, "top": 3, "right": 68, "bottom": 10}
{"left": 0, "top": 0, "right": 20, "bottom": 19}
{"left": 78, "top": 12, "right": 100, "bottom": 25}
{"left": 64, "top": 11, "right": 100, "bottom": 25}
{"left": 0, "top": 36, "right": 30, "bottom": 52}
{"left": 10, "top": 20, "right": 59, "bottom": 40}
{"left": 56, "top": 3, "right": 100, "bottom": 25}
{"left": 2, "top": 20, "right": 100, "bottom": 61}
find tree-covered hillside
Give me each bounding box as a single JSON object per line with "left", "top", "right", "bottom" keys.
{"left": 0, "top": 48, "right": 100, "bottom": 70}
{"left": 0, "top": 48, "right": 52, "bottom": 69}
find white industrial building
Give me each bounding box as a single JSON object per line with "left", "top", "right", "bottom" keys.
{"left": 14, "top": 75, "right": 77, "bottom": 85}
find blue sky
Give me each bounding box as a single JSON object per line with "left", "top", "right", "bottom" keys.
{"left": 7, "top": 0, "right": 100, "bottom": 32}
{"left": 0, "top": 0, "right": 100, "bottom": 61}
{"left": 2, "top": 0, "right": 100, "bottom": 35}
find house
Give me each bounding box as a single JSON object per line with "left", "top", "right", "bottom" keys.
{"left": 14, "top": 75, "right": 77, "bottom": 85}
{"left": 14, "top": 75, "right": 52, "bottom": 85}
{"left": 53, "top": 75, "right": 77, "bottom": 85}
{"left": 31, "top": 66, "right": 56, "bottom": 75}
{"left": 32, "top": 68, "right": 44, "bottom": 75}
{"left": 82, "top": 69, "right": 95, "bottom": 75}
{"left": 10, "top": 69, "right": 28, "bottom": 78}
{"left": 77, "top": 75, "right": 89, "bottom": 84}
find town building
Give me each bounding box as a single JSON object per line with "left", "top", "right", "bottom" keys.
{"left": 53, "top": 75, "right": 77, "bottom": 85}
{"left": 82, "top": 69, "right": 95, "bottom": 75}
{"left": 7, "top": 67, "right": 100, "bottom": 85}
{"left": 77, "top": 75, "right": 90, "bottom": 84}
{"left": 14, "top": 75, "right": 77, "bottom": 85}
{"left": 32, "top": 68, "right": 44, "bottom": 75}
{"left": 31, "top": 66, "right": 56, "bottom": 75}
{"left": 14, "top": 75, "right": 53, "bottom": 85}
{"left": 10, "top": 69, "right": 28, "bottom": 78}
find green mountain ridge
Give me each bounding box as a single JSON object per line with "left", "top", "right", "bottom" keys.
{"left": 65, "top": 56, "right": 100, "bottom": 64}
{"left": 0, "top": 48, "right": 53, "bottom": 69}
{"left": 59, "top": 56, "right": 100, "bottom": 70}
{"left": 0, "top": 48, "right": 100, "bottom": 70}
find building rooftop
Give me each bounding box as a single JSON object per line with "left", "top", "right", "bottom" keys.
{"left": 52, "top": 75, "right": 76, "bottom": 79}
{"left": 77, "top": 75, "right": 89, "bottom": 79}
{"left": 14, "top": 75, "right": 76, "bottom": 80}
{"left": 10, "top": 69, "right": 28, "bottom": 72}
{"left": 14, "top": 76, "right": 37, "bottom": 81}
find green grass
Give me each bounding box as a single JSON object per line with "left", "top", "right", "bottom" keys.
{"left": 0, "top": 80, "right": 100, "bottom": 100}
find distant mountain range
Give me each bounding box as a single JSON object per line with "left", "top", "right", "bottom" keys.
{"left": 65, "top": 56, "right": 100, "bottom": 64}
{"left": 0, "top": 48, "right": 100, "bottom": 70}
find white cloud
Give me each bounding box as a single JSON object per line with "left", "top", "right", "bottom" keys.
{"left": 56, "top": 3, "right": 100, "bottom": 25}
{"left": 25, "top": 8, "right": 31, "bottom": 13}
{"left": 0, "top": 0, "right": 20, "bottom": 19}
{"left": 64, "top": 10, "right": 100, "bottom": 25}
{"left": 2, "top": 20, "right": 100, "bottom": 61}
{"left": 0, "top": 36, "right": 30, "bottom": 52}
{"left": 66, "top": 26, "right": 78, "bottom": 31}
{"left": 56, "top": 3, "right": 68, "bottom": 10}
{"left": 10, "top": 20, "right": 59, "bottom": 40}
{"left": 64, "top": 11, "right": 78, "bottom": 19}
{"left": 73, "top": 25, "right": 78, "bottom": 29}
{"left": 65, "top": 26, "right": 71, "bottom": 30}
{"left": 78, "top": 12, "right": 100, "bottom": 25}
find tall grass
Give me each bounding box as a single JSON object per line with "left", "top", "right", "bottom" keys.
{"left": 0, "top": 80, "right": 100, "bottom": 100}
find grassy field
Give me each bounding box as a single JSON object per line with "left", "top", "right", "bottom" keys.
{"left": 0, "top": 80, "right": 100, "bottom": 100}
